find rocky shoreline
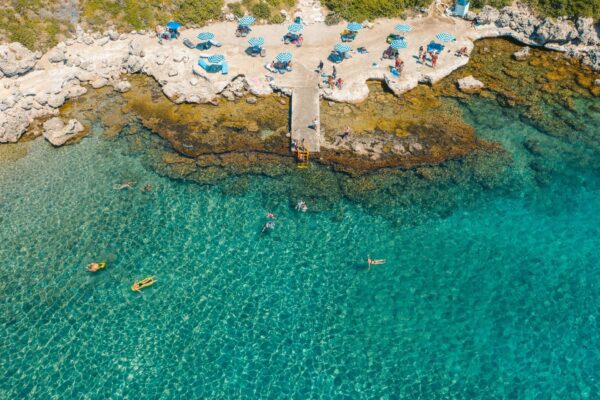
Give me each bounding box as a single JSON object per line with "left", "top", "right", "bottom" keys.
{"left": 0, "top": 4, "right": 598, "bottom": 147}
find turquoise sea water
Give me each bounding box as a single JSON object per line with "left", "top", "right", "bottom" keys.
{"left": 1, "top": 96, "right": 600, "bottom": 399}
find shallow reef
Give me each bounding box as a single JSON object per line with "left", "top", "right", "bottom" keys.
{"left": 25, "top": 37, "right": 597, "bottom": 220}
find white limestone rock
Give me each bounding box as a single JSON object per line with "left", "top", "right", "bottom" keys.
{"left": 90, "top": 77, "right": 109, "bottom": 89}
{"left": 113, "top": 80, "right": 132, "bottom": 93}
{"left": 43, "top": 118, "right": 84, "bottom": 146}
{"left": 47, "top": 93, "right": 66, "bottom": 108}
{"left": 534, "top": 18, "right": 578, "bottom": 45}
{"left": 0, "top": 42, "right": 38, "bottom": 77}
{"left": 476, "top": 6, "right": 499, "bottom": 26}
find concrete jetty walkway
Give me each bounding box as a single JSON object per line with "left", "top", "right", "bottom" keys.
{"left": 291, "top": 86, "right": 321, "bottom": 153}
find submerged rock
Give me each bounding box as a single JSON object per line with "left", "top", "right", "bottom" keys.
{"left": 457, "top": 76, "right": 485, "bottom": 93}
{"left": 513, "top": 47, "right": 530, "bottom": 61}
{"left": 43, "top": 118, "right": 85, "bottom": 146}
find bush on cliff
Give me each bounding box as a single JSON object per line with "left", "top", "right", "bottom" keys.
{"left": 322, "top": 0, "right": 430, "bottom": 21}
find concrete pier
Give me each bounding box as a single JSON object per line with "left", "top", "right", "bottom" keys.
{"left": 290, "top": 86, "right": 321, "bottom": 153}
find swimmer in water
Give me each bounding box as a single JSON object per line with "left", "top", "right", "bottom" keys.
{"left": 112, "top": 181, "right": 135, "bottom": 190}
{"left": 266, "top": 213, "right": 276, "bottom": 219}
{"left": 262, "top": 221, "right": 275, "bottom": 233}
{"left": 367, "top": 255, "right": 386, "bottom": 271}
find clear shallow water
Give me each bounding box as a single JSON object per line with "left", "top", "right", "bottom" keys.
{"left": 1, "top": 98, "right": 600, "bottom": 399}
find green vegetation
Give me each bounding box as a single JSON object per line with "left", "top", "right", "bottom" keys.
{"left": 323, "top": 0, "right": 600, "bottom": 21}
{"left": 322, "top": 0, "right": 430, "bottom": 22}
{"left": 470, "top": 0, "right": 510, "bottom": 10}
{"left": 525, "top": 0, "right": 600, "bottom": 18}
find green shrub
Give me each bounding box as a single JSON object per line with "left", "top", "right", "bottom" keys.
{"left": 228, "top": 2, "right": 245, "bottom": 18}
{"left": 269, "top": 13, "right": 285, "bottom": 24}
{"left": 251, "top": 1, "right": 271, "bottom": 19}
{"left": 175, "top": 0, "right": 224, "bottom": 25}
{"left": 325, "top": 12, "right": 342, "bottom": 25}
{"left": 322, "top": 0, "right": 431, "bottom": 22}
{"left": 266, "top": 0, "right": 281, "bottom": 6}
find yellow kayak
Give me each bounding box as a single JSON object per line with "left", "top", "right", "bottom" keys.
{"left": 131, "top": 276, "right": 156, "bottom": 292}
{"left": 87, "top": 262, "right": 106, "bottom": 272}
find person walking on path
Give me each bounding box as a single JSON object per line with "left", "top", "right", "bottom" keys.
{"left": 431, "top": 53, "right": 438, "bottom": 68}
{"left": 417, "top": 46, "right": 424, "bottom": 63}
{"left": 332, "top": 65, "right": 337, "bottom": 78}
{"left": 317, "top": 60, "right": 324, "bottom": 73}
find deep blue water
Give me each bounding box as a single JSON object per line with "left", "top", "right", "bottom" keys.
{"left": 1, "top": 96, "right": 599, "bottom": 399}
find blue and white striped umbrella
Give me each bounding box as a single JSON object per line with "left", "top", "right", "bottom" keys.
{"left": 288, "top": 23, "right": 304, "bottom": 33}
{"left": 276, "top": 52, "right": 292, "bottom": 62}
{"left": 395, "top": 24, "right": 412, "bottom": 32}
{"left": 436, "top": 32, "right": 456, "bottom": 42}
{"left": 347, "top": 22, "right": 363, "bottom": 32}
{"left": 248, "top": 36, "right": 264, "bottom": 47}
{"left": 334, "top": 43, "right": 352, "bottom": 53}
{"left": 390, "top": 39, "right": 407, "bottom": 50}
{"left": 239, "top": 16, "right": 255, "bottom": 26}
{"left": 208, "top": 54, "right": 225, "bottom": 64}
{"left": 197, "top": 32, "right": 215, "bottom": 41}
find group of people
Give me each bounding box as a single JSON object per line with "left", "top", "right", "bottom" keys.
{"left": 418, "top": 45, "right": 439, "bottom": 68}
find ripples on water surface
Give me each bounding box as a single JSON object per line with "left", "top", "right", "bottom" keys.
{"left": 1, "top": 95, "right": 600, "bottom": 399}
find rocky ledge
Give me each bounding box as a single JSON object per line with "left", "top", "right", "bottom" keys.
{"left": 471, "top": 4, "right": 599, "bottom": 72}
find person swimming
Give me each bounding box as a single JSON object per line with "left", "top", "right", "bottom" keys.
{"left": 295, "top": 200, "right": 308, "bottom": 212}
{"left": 266, "top": 213, "right": 276, "bottom": 219}
{"left": 87, "top": 262, "right": 106, "bottom": 272}
{"left": 112, "top": 181, "right": 135, "bottom": 190}
{"left": 262, "top": 221, "right": 275, "bottom": 233}
{"left": 367, "top": 255, "right": 386, "bottom": 271}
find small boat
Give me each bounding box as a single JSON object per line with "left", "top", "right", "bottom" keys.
{"left": 131, "top": 276, "right": 157, "bottom": 292}
{"left": 87, "top": 262, "right": 106, "bottom": 272}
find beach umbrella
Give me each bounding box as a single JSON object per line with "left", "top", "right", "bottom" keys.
{"left": 239, "top": 16, "right": 256, "bottom": 26}
{"left": 197, "top": 32, "right": 215, "bottom": 41}
{"left": 334, "top": 43, "right": 352, "bottom": 53}
{"left": 347, "top": 22, "right": 363, "bottom": 32}
{"left": 248, "top": 36, "right": 265, "bottom": 47}
{"left": 208, "top": 54, "right": 225, "bottom": 64}
{"left": 276, "top": 52, "right": 293, "bottom": 62}
{"left": 395, "top": 24, "right": 412, "bottom": 33}
{"left": 288, "top": 23, "right": 304, "bottom": 33}
{"left": 390, "top": 39, "right": 408, "bottom": 50}
{"left": 427, "top": 41, "right": 444, "bottom": 53}
{"left": 166, "top": 21, "right": 182, "bottom": 30}
{"left": 436, "top": 32, "right": 456, "bottom": 42}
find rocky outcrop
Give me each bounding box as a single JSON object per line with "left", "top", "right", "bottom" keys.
{"left": 576, "top": 18, "right": 599, "bottom": 46}
{"left": 0, "top": 43, "right": 40, "bottom": 77}
{"left": 475, "top": 5, "right": 600, "bottom": 70}
{"left": 43, "top": 118, "right": 84, "bottom": 146}
{"left": 533, "top": 17, "right": 578, "bottom": 45}
{"left": 476, "top": 6, "right": 500, "bottom": 26}
{"left": 457, "top": 76, "right": 484, "bottom": 93}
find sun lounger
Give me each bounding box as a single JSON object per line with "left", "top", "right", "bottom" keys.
{"left": 196, "top": 41, "right": 212, "bottom": 51}
{"left": 221, "top": 62, "right": 229, "bottom": 75}
{"left": 198, "top": 58, "right": 210, "bottom": 70}
{"left": 183, "top": 38, "right": 195, "bottom": 49}
{"left": 209, "top": 40, "right": 222, "bottom": 47}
